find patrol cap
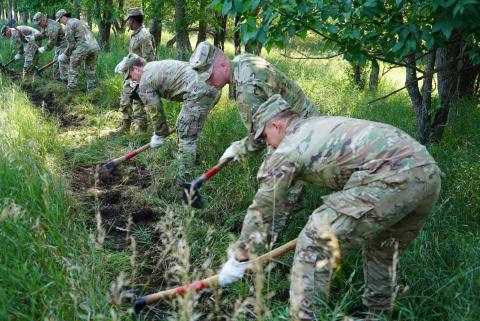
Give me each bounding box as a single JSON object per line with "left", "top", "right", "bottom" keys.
{"left": 117, "top": 53, "right": 146, "bottom": 79}
{"left": 189, "top": 41, "right": 220, "bottom": 81}
{"left": 55, "top": 9, "right": 71, "bottom": 22}
{"left": 127, "top": 7, "right": 144, "bottom": 19}
{"left": 253, "top": 94, "right": 293, "bottom": 139}
{"left": 32, "top": 12, "right": 46, "bottom": 24}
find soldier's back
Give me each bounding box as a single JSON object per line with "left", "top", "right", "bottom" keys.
{"left": 141, "top": 60, "right": 192, "bottom": 100}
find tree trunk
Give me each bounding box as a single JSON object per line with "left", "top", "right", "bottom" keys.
{"left": 113, "top": 0, "right": 126, "bottom": 34}
{"left": 234, "top": 15, "right": 241, "bottom": 55}
{"left": 73, "top": 0, "right": 81, "bottom": 19}
{"left": 97, "top": 0, "right": 113, "bottom": 51}
{"left": 0, "top": 1, "right": 3, "bottom": 20}
{"left": 7, "top": 0, "right": 12, "bottom": 20}
{"left": 150, "top": 18, "right": 162, "bottom": 48}
{"left": 195, "top": 0, "right": 208, "bottom": 47}
{"left": 213, "top": 13, "right": 227, "bottom": 50}
{"left": 175, "top": 0, "right": 192, "bottom": 61}
{"left": 369, "top": 59, "right": 380, "bottom": 90}
{"left": 13, "top": 0, "right": 18, "bottom": 22}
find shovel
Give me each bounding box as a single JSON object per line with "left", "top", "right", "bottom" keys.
{"left": 103, "top": 128, "right": 176, "bottom": 171}
{"left": 133, "top": 238, "right": 297, "bottom": 316}
{"left": 0, "top": 57, "right": 16, "bottom": 73}
{"left": 181, "top": 158, "right": 231, "bottom": 209}
{"left": 36, "top": 59, "right": 57, "bottom": 76}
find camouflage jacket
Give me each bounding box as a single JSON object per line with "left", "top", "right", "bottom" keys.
{"left": 139, "top": 60, "right": 220, "bottom": 108}
{"left": 11, "top": 26, "right": 40, "bottom": 54}
{"left": 36, "top": 19, "right": 66, "bottom": 51}
{"left": 64, "top": 18, "right": 99, "bottom": 56}
{"left": 230, "top": 54, "right": 319, "bottom": 155}
{"left": 238, "top": 116, "right": 437, "bottom": 252}
{"left": 129, "top": 26, "right": 155, "bottom": 62}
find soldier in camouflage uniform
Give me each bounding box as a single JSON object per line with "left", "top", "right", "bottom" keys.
{"left": 190, "top": 41, "right": 319, "bottom": 223}
{"left": 117, "top": 53, "right": 221, "bottom": 181}
{"left": 1, "top": 25, "right": 41, "bottom": 75}
{"left": 116, "top": 7, "right": 156, "bottom": 134}
{"left": 32, "top": 12, "right": 68, "bottom": 81}
{"left": 218, "top": 95, "right": 442, "bottom": 321}
{"left": 56, "top": 9, "right": 100, "bottom": 92}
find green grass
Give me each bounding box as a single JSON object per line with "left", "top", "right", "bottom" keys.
{"left": 0, "top": 29, "right": 479, "bottom": 320}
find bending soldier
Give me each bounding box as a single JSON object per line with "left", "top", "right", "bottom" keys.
{"left": 217, "top": 95, "right": 442, "bottom": 321}
{"left": 56, "top": 9, "right": 100, "bottom": 92}
{"left": 32, "top": 12, "right": 68, "bottom": 81}
{"left": 117, "top": 53, "right": 221, "bottom": 182}
{"left": 0, "top": 25, "right": 41, "bottom": 75}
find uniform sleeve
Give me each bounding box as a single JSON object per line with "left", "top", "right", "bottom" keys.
{"left": 64, "top": 25, "right": 75, "bottom": 56}
{"left": 138, "top": 80, "right": 162, "bottom": 112}
{"left": 235, "top": 82, "right": 271, "bottom": 156}
{"left": 235, "top": 153, "right": 301, "bottom": 257}
{"left": 44, "top": 24, "right": 59, "bottom": 51}
{"left": 14, "top": 34, "right": 24, "bottom": 55}
{"left": 142, "top": 34, "right": 156, "bottom": 62}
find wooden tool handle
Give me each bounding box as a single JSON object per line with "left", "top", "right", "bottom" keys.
{"left": 140, "top": 239, "right": 297, "bottom": 305}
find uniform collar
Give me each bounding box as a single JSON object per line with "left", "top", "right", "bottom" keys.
{"left": 285, "top": 116, "right": 303, "bottom": 136}
{"left": 132, "top": 25, "right": 144, "bottom": 36}
{"left": 229, "top": 58, "right": 237, "bottom": 84}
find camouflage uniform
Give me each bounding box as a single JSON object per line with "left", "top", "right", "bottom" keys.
{"left": 235, "top": 96, "right": 442, "bottom": 320}
{"left": 33, "top": 15, "right": 68, "bottom": 80}
{"left": 10, "top": 26, "right": 41, "bottom": 71}
{"left": 63, "top": 18, "right": 100, "bottom": 91}
{"left": 119, "top": 7, "right": 156, "bottom": 132}
{"left": 138, "top": 60, "right": 221, "bottom": 179}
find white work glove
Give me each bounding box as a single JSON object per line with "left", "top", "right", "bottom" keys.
{"left": 14, "top": 53, "right": 21, "bottom": 60}
{"left": 114, "top": 56, "right": 127, "bottom": 74}
{"left": 58, "top": 53, "right": 67, "bottom": 62}
{"left": 150, "top": 133, "right": 165, "bottom": 148}
{"left": 219, "top": 141, "right": 242, "bottom": 162}
{"left": 218, "top": 257, "right": 249, "bottom": 287}
{"left": 38, "top": 46, "right": 46, "bottom": 53}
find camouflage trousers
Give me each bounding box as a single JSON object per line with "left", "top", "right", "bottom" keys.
{"left": 119, "top": 79, "right": 148, "bottom": 131}
{"left": 53, "top": 44, "right": 68, "bottom": 81}
{"left": 68, "top": 47, "right": 98, "bottom": 91}
{"left": 289, "top": 164, "right": 442, "bottom": 320}
{"left": 23, "top": 41, "right": 40, "bottom": 71}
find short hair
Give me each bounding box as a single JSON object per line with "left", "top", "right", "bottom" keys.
{"left": 267, "top": 110, "right": 299, "bottom": 126}
{"left": 131, "top": 15, "right": 144, "bottom": 24}
{"left": 129, "top": 57, "right": 147, "bottom": 70}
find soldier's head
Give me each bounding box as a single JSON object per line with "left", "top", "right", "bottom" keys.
{"left": 253, "top": 94, "right": 299, "bottom": 148}
{"left": 118, "top": 53, "right": 147, "bottom": 81}
{"left": 1, "top": 25, "right": 12, "bottom": 38}
{"left": 33, "top": 12, "right": 48, "bottom": 28}
{"left": 55, "top": 9, "right": 71, "bottom": 25}
{"left": 190, "top": 41, "right": 230, "bottom": 90}
{"left": 127, "top": 7, "right": 144, "bottom": 30}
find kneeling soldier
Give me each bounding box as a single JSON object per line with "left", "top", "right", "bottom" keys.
{"left": 218, "top": 95, "right": 442, "bottom": 321}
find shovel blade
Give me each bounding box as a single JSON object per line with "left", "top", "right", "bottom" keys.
{"left": 181, "top": 183, "right": 203, "bottom": 209}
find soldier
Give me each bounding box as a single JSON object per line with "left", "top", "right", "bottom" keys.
{"left": 32, "top": 12, "right": 68, "bottom": 81}
{"left": 56, "top": 9, "right": 100, "bottom": 92}
{"left": 117, "top": 53, "right": 221, "bottom": 181}
{"left": 115, "top": 7, "right": 156, "bottom": 134}
{"left": 0, "top": 25, "right": 41, "bottom": 75}
{"left": 217, "top": 95, "right": 442, "bottom": 321}
{"left": 190, "top": 41, "right": 319, "bottom": 222}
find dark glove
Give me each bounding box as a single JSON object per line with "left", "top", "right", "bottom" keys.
{"left": 130, "top": 84, "right": 141, "bottom": 101}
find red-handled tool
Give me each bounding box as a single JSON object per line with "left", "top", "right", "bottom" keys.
{"left": 181, "top": 158, "right": 231, "bottom": 208}
{"left": 132, "top": 238, "right": 297, "bottom": 316}
{"left": 36, "top": 60, "right": 57, "bottom": 76}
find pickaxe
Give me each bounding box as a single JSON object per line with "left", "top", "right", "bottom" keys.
{"left": 132, "top": 238, "right": 297, "bottom": 317}
{"left": 0, "top": 57, "right": 16, "bottom": 73}
{"left": 181, "top": 158, "right": 232, "bottom": 209}
{"left": 103, "top": 128, "right": 176, "bottom": 171}
{"left": 36, "top": 60, "right": 57, "bottom": 76}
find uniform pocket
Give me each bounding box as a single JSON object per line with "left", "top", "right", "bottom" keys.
{"left": 322, "top": 187, "right": 376, "bottom": 219}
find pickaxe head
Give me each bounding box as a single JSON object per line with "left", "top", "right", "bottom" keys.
{"left": 181, "top": 178, "right": 204, "bottom": 209}
{"left": 133, "top": 296, "right": 147, "bottom": 319}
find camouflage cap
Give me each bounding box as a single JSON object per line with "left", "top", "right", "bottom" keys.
{"left": 116, "top": 53, "right": 146, "bottom": 79}
{"left": 127, "top": 7, "right": 144, "bottom": 19}
{"left": 55, "top": 9, "right": 70, "bottom": 22}
{"left": 189, "top": 41, "right": 220, "bottom": 80}
{"left": 32, "top": 12, "right": 46, "bottom": 24}
{"left": 253, "top": 94, "right": 293, "bottom": 139}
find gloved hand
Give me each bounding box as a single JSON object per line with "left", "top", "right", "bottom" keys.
{"left": 14, "top": 53, "right": 21, "bottom": 60}
{"left": 129, "top": 84, "right": 141, "bottom": 101}
{"left": 150, "top": 133, "right": 165, "bottom": 148}
{"left": 38, "top": 46, "right": 46, "bottom": 54}
{"left": 114, "top": 57, "right": 127, "bottom": 73}
{"left": 218, "top": 257, "right": 249, "bottom": 287}
{"left": 58, "top": 53, "right": 67, "bottom": 62}
{"left": 219, "top": 141, "right": 241, "bottom": 162}
{"left": 25, "top": 35, "right": 35, "bottom": 42}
